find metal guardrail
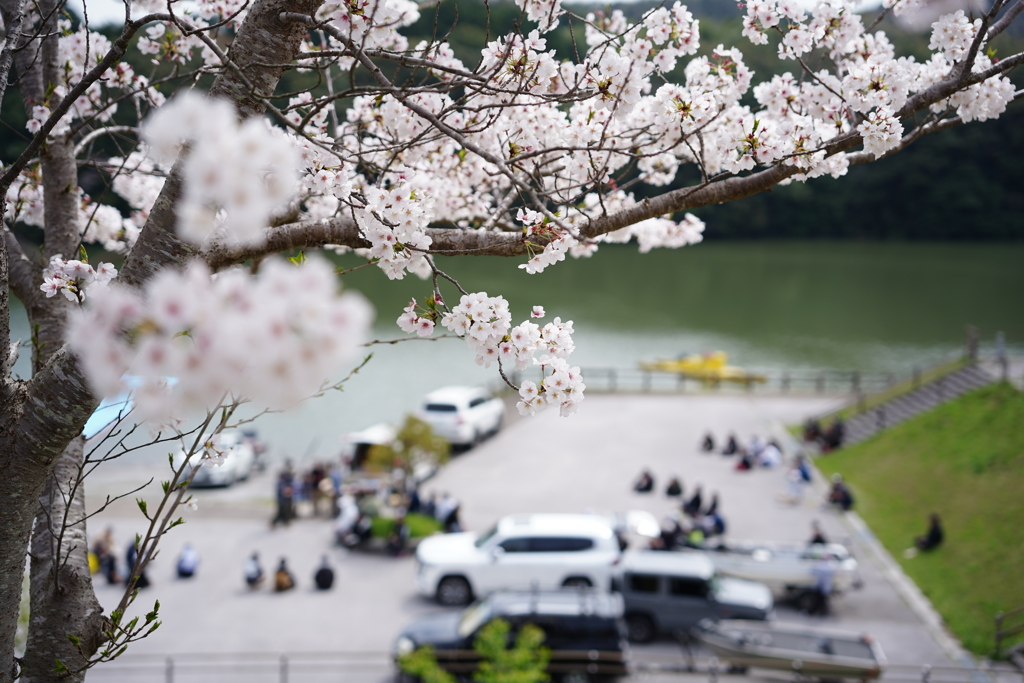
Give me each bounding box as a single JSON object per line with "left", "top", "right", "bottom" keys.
{"left": 996, "top": 605, "right": 1024, "bottom": 659}
{"left": 507, "top": 367, "right": 902, "bottom": 396}
{"left": 88, "top": 652, "right": 1024, "bottom": 683}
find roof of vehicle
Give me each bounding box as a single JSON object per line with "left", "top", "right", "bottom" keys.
{"left": 423, "top": 386, "right": 491, "bottom": 406}
{"left": 485, "top": 590, "right": 624, "bottom": 618}
{"left": 620, "top": 550, "right": 715, "bottom": 579}
{"left": 497, "top": 514, "right": 615, "bottom": 539}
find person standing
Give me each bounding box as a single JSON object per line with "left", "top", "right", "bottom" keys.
{"left": 125, "top": 541, "right": 150, "bottom": 589}
{"left": 271, "top": 464, "right": 296, "bottom": 528}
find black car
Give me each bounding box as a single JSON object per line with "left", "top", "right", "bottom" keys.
{"left": 394, "top": 590, "right": 628, "bottom": 683}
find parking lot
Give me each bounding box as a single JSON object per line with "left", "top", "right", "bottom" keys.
{"left": 84, "top": 393, "right": 974, "bottom": 682}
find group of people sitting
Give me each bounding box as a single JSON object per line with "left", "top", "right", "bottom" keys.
{"left": 244, "top": 552, "right": 336, "bottom": 592}
{"left": 633, "top": 470, "right": 727, "bottom": 549}
{"left": 702, "top": 433, "right": 784, "bottom": 470}
{"left": 803, "top": 418, "right": 845, "bottom": 451}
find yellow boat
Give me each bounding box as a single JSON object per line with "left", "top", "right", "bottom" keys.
{"left": 640, "top": 351, "right": 767, "bottom": 384}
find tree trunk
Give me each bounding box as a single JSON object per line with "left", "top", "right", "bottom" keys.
{"left": 0, "top": 1, "right": 324, "bottom": 678}
{"left": 21, "top": 437, "right": 107, "bottom": 683}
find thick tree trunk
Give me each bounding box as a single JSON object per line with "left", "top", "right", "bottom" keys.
{"left": 21, "top": 437, "right": 107, "bottom": 683}
{"left": 0, "top": 1, "right": 325, "bottom": 679}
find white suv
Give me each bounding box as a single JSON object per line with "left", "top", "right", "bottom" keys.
{"left": 416, "top": 514, "right": 621, "bottom": 605}
{"left": 415, "top": 386, "right": 504, "bottom": 449}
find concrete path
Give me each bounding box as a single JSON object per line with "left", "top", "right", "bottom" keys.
{"left": 83, "top": 393, "right": 967, "bottom": 682}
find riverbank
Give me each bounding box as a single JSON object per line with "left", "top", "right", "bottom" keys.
{"left": 816, "top": 383, "right": 1024, "bottom": 657}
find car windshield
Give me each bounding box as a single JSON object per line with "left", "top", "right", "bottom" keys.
{"left": 425, "top": 403, "right": 458, "bottom": 412}
{"left": 458, "top": 602, "right": 493, "bottom": 638}
{"left": 473, "top": 525, "right": 499, "bottom": 548}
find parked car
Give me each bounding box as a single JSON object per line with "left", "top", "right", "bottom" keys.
{"left": 394, "top": 590, "right": 628, "bottom": 683}
{"left": 416, "top": 514, "right": 621, "bottom": 606}
{"left": 415, "top": 386, "right": 504, "bottom": 449}
{"left": 614, "top": 551, "right": 773, "bottom": 643}
{"left": 172, "top": 431, "right": 255, "bottom": 488}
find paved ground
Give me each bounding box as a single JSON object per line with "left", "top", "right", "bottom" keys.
{"left": 83, "top": 393, "right": 970, "bottom": 682}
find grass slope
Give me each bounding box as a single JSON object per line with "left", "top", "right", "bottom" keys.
{"left": 817, "top": 382, "right": 1024, "bottom": 656}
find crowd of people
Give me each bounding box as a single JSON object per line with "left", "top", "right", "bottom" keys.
{"left": 701, "top": 432, "right": 785, "bottom": 470}
{"left": 633, "top": 470, "right": 727, "bottom": 549}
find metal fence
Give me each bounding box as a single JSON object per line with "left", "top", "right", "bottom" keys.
{"left": 86, "top": 651, "right": 1024, "bottom": 683}
{"left": 505, "top": 367, "right": 903, "bottom": 396}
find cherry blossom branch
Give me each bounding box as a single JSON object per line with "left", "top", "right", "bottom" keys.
{"left": 73, "top": 125, "right": 139, "bottom": 156}
{"left": 988, "top": 0, "right": 1024, "bottom": 39}
{"left": 0, "top": 12, "right": 173, "bottom": 201}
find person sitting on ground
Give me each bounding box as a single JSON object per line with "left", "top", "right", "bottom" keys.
{"left": 735, "top": 452, "right": 753, "bottom": 471}
{"left": 683, "top": 485, "right": 703, "bottom": 517}
{"left": 915, "top": 513, "right": 944, "bottom": 551}
{"left": 804, "top": 419, "right": 823, "bottom": 443}
{"left": 387, "top": 515, "right": 411, "bottom": 556}
{"left": 701, "top": 433, "right": 715, "bottom": 452}
{"left": 722, "top": 434, "right": 739, "bottom": 456}
{"left": 823, "top": 418, "right": 845, "bottom": 451}
{"left": 633, "top": 469, "right": 654, "bottom": 493}
{"left": 176, "top": 543, "right": 200, "bottom": 579}
{"left": 274, "top": 558, "right": 295, "bottom": 592}
{"left": 665, "top": 477, "right": 683, "bottom": 497}
{"left": 685, "top": 524, "right": 705, "bottom": 548}
{"left": 244, "top": 552, "right": 264, "bottom": 589}
{"left": 705, "top": 492, "right": 719, "bottom": 517}
{"left": 314, "top": 555, "right": 335, "bottom": 590}
{"left": 808, "top": 521, "right": 828, "bottom": 545}
{"left": 827, "top": 474, "right": 854, "bottom": 511}
{"left": 758, "top": 440, "right": 782, "bottom": 468}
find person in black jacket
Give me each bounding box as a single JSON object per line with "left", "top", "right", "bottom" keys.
{"left": 314, "top": 556, "right": 335, "bottom": 590}
{"left": 915, "top": 514, "right": 944, "bottom": 551}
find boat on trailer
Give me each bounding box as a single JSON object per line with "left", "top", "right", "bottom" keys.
{"left": 695, "top": 620, "right": 886, "bottom": 680}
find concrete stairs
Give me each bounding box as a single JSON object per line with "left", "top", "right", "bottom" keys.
{"left": 842, "top": 363, "right": 996, "bottom": 446}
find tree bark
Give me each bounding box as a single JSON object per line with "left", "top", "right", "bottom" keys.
{"left": 0, "top": 1, "right": 326, "bottom": 679}
{"left": 22, "top": 437, "right": 107, "bottom": 683}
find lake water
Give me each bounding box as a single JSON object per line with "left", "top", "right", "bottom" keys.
{"left": 10, "top": 241, "right": 1024, "bottom": 461}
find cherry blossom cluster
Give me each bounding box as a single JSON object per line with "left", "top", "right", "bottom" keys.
{"left": 354, "top": 181, "right": 435, "bottom": 280}
{"left": 517, "top": 356, "right": 586, "bottom": 418}
{"left": 39, "top": 255, "right": 117, "bottom": 302}
{"left": 518, "top": 208, "right": 578, "bottom": 274}
{"left": 67, "top": 256, "right": 373, "bottom": 421}
{"left": 142, "top": 93, "right": 299, "bottom": 245}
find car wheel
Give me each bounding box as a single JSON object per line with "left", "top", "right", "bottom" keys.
{"left": 561, "top": 577, "right": 593, "bottom": 589}
{"left": 436, "top": 576, "right": 473, "bottom": 606}
{"left": 625, "top": 613, "right": 656, "bottom": 643}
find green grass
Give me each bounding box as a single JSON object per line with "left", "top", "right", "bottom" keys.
{"left": 370, "top": 513, "right": 443, "bottom": 539}
{"left": 817, "top": 382, "right": 1024, "bottom": 657}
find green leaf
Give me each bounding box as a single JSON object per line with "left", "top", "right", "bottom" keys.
{"left": 161, "top": 480, "right": 170, "bottom": 494}
{"left": 53, "top": 658, "right": 69, "bottom": 674}
{"left": 287, "top": 250, "right": 306, "bottom": 265}
{"left": 66, "top": 633, "right": 81, "bottom": 647}
{"left": 136, "top": 498, "right": 148, "bottom": 517}
{"left": 168, "top": 517, "right": 185, "bottom": 529}
{"left": 78, "top": 244, "right": 89, "bottom": 263}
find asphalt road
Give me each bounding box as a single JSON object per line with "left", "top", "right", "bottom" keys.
{"left": 83, "top": 393, "right": 963, "bottom": 682}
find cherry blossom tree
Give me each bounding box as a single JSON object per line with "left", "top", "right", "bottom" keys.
{"left": 1, "top": 0, "right": 1021, "bottom": 677}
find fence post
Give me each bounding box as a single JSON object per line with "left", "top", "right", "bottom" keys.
{"left": 995, "top": 611, "right": 1005, "bottom": 658}
{"left": 609, "top": 369, "right": 617, "bottom": 393}
{"left": 816, "top": 373, "right": 825, "bottom": 394}
{"left": 280, "top": 655, "right": 289, "bottom": 683}
{"left": 165, "top": 656, "right": 174, "bottom": 683}
{"left": 677, "top": 373, "right": 685, "bottom": 393}
{"left": 852, "top": 371, "right": 860, "bottom": 395}
{"left": 642, "top": 370, "right": 651, "bottom": 393}
{"left": 782, "top": 373, "right": 790, "bottom": 393}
